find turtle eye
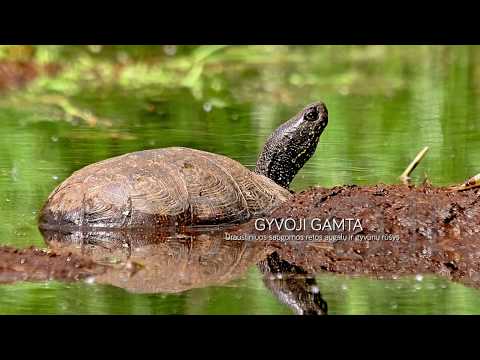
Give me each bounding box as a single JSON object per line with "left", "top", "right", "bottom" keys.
{"left": 304, "top": 107, "right": 319, "bottom": 121}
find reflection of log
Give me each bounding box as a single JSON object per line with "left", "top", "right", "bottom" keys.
{"left": 259, "top": 252, "right": 327, "bottom": 315}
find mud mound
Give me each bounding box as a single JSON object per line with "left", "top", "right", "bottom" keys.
{"left": 234, "top": 184, "right": 480, "bottom": 287}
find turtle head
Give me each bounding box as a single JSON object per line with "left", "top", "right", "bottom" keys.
{"left": 255, "top": 101, "right": 328, "bottom": 189}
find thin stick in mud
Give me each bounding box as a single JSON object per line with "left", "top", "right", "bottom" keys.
{"left": 400, "top": 146, "right": 429, "bottom": 185}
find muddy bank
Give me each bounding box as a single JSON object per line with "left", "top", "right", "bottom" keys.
{"left": 0, "top": 246, "right": 106, "bottom": 284}
{"left": 234, "top": 184, "right": 480, "bottom": 287}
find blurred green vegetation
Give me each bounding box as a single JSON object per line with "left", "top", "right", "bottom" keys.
{"left": 1, "top": 45, "right": 480, "bottom": 314}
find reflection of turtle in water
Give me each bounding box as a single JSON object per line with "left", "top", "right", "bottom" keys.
{"left": 42, "top": 229, "right": 327, "bottom": 315}
{"left": 39, "top": 102, "right": 328, "bottom": 229}
{"left": 45, "top": 229, "right": 271, "bottom": 294}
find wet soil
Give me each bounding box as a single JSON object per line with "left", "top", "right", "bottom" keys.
{"left": 234, "top": 184, "right": 480, "bottom": 287}
{"left": 0, "top": 245, "right": 106, "bottom": 284}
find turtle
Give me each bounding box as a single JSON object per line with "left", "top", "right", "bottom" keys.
{"left": 38, "top": 101, "right": 328, "bottom": 229}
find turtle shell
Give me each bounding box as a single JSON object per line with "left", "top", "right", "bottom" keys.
{"left": 39, "top": 147, "right": 292, "bottom": 229}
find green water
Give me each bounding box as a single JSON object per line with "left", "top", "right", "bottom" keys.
{"left": 1, "top": 45, "right": 480, "bottom": 314}
{"left": 2, "top": 273, "right": 480, "bottom": 315}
